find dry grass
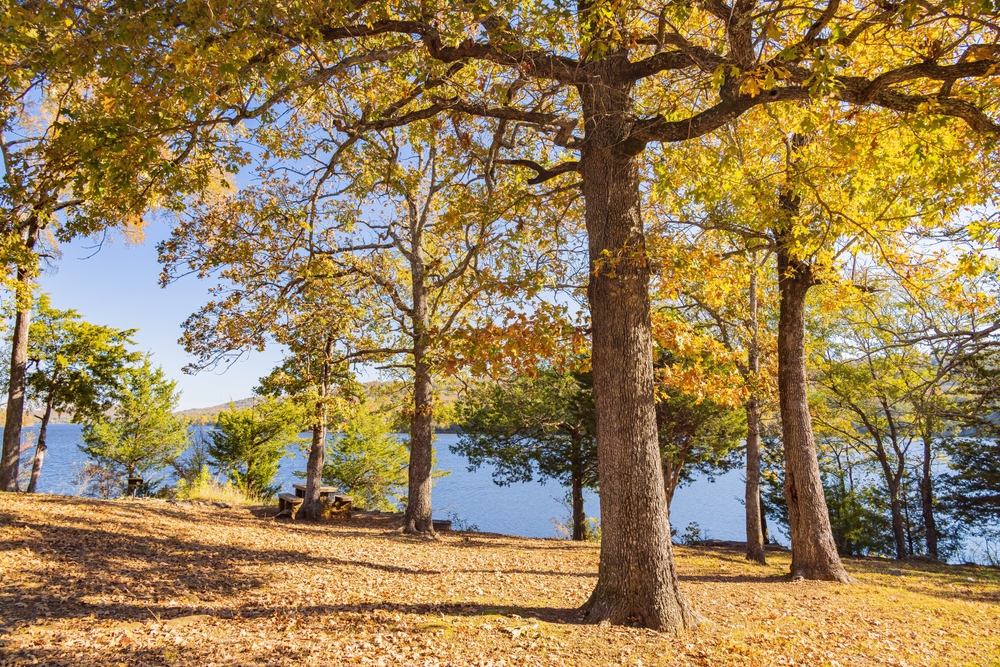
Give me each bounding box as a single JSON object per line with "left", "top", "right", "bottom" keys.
{"left": 1, "top": 493, "right": 998, "bottom": 667}
{"left": 175, "top": 478, "right": 256, "bottom": 506}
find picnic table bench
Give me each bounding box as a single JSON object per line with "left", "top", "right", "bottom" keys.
{"left": 278, "top": 484, "right": 353, "bottom": 520}
{"left": 292, "top": 483, "right": 338, "bottom": 498}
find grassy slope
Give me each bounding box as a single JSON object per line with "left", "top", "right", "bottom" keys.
{"left": 1, "top": 494, "right": 998, "bottom": 666}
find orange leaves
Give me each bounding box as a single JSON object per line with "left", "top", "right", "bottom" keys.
{"left": 651, "top": 314, "right": 746, "bottom": 407}
{"left": 438, "top": 303, "right": 589, "bottom": 380}
{"left": 4, "top": 496, "right": 1000, "bottom": 666}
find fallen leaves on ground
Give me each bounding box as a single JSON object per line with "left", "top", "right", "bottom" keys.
{"left": 1, "top": 494, "right": 998, "bottom": 666}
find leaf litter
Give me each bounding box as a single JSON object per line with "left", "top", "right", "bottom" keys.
{"left": 1, "top": 494, "right": 998, "bottom": 666}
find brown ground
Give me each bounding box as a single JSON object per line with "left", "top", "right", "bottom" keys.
{"left": 1, "top": 494, "right": 998, "bottom": 666}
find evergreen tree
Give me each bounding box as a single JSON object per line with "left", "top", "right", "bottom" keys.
{"left": 322, "top": 408, "right": 410, "bottom": 512}
{"left": 455, "top": 370, "right": 598, "bottom": 540}
{"left": 208, "top": 398, "right": 304, "bottom": 500}
{"left": 80, "top": 359, "right": 189, "bottom": 492}
{"left": 655, "top": 386, "right": 745, "bottom": 514}
{"left": 24, "top": 294, "right": 140, "bottom": 492}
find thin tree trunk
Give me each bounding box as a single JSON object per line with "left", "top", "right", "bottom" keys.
{"left": 403, "top": 271, "right": 434, "bottom": 534}
{"left": 663, "top": 471, "right": 677, "bottom": 513}
{"left": 760, "top": 502, "right": 770, "bottom": 544}
{"left": 1, "top": 220, "right": 38, "bottom": 492}
{"left": 571, "top": 445, "right": 586, "bottom": 541}
{"left": 920, "top": 434, "right": 939, "bottom": 558}
{"left": 902, "top": 489, "right": 915, "bottom": 557}
{"left": 745, "top": 398, "right": 766, "bottom": 563}
{"left": 775, "top": 241, "right": 850, "bottom": 582}
{"left": 888, "top": 486, "right": 908, "bottom": 559}
{"left": 26, "top": 394, "right": 55, "bottom": 493}
{"left": 303, "top": 337, "right": 334, "bottom": 520}
{"left": 745, "top": 269, "right": 766, "bottom": 564}
{"left": 579, "top": 63, "right": 699, "bottom": 631}
{"left": 873, "top": 445, "right": 908, "bottom": 560}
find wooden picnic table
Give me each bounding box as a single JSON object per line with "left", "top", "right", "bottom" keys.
{"left": 292, "top": 483, "right": 338, "bottom": 499}
{"left": 279, "top": 484, "right": 353, "bottom": 520}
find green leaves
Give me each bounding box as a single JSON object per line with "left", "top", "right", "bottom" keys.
{"left": 208, "top": 397, "right": 306, "bottom": 501}
{"left": 322, "top": 406, "right": 410, "bottom": 511}
{"left": 80, "top": 359, "right": 190, "bottom": 484}
{"left": 454, "top": 369, "right": 597, "bottom": 490}
{"left": 26, "top": 293, "right": 140, "bottom": 423}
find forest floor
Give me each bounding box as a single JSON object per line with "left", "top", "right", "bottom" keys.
{"left": 1, "top": 494, "right": 999, "bottom": 667}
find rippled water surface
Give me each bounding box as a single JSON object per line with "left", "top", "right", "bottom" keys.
{"left": 13, "top": 424, "right": 751, "bottom": 541}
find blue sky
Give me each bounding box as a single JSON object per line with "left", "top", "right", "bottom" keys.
{"left": 37, "top": 219, "right": 284, "bottom": 411}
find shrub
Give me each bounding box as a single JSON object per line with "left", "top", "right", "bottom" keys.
{"left": 208, "top": 398, "right": 305, "bottom": 501}
{"left": 176, "top": 465, "right": 255, "bottom": 505}
{"left": 322, "top": 409, "right": 409, "bottom": 511}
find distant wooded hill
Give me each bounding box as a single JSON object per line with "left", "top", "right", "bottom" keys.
{"left": 12, "top": 380, "right": 461, "bottom": 429}
{"left": 175, "top": 381, "right": 461, "bottom": 430}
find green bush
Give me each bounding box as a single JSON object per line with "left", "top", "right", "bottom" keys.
{"left": 322, "top": 409, "right": 409, "bottom": 511}
{"left": 208, "top": 398, "right": 305, "bottom": 501}
{"left": 80, "top": 360, "right": 189, "bottom": 492}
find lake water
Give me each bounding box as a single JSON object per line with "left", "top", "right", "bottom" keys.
{"left": 14, "top": 424, "right": 756, "bottom": 542}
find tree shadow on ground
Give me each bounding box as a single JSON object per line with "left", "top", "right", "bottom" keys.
{"left": 0, "top": 509, "right": 453, "bottom": 632}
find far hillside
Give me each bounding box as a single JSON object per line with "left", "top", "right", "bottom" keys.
{"left": 175, "top": 380, "right": 461, "bottom": 430}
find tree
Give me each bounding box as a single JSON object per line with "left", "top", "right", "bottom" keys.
{"left": 654, "top": 384, "right": 745, "bottom": 515}
{"left": 813, "top": 319, "right": 924, "bottom": 559}
{"left": 163, "top": 120, "right": 564, "bottom": 534}
{"left": 159, "top": 169, "right": 371, "bottom": 520}
{"left": 208, "top": 398, "right": 304, "bottom": 501}
{"left": 258, "top": 346, "right": 363, "bottom": 518}
{"left": 71, "top": 0, "right": 1000, "bottom": 629}
{"left": 943, "top": 437, "right": 1000, "bottom": 528}
{"left": 23, "top": 294, "right": 139, "bottom": 492}
{"left": 810, "top": 268, "right": 999, "bottom": 559}
{"left": 0, "top": 5, "right": 237, "bottom": 490}
{"left": 322, "top": 407, "right": 410, "bottom": 511}
{"left": 455, "top": 369, "right": 598, "bottom": 540}
{"left": 816, "top": 437, "right": 897, "bottom": 557}
{"left": 941, "top": 347, "right": 1000, "bottom": 530}
{"left": 652, "top": 98, "right": 999, "bottom": 580}
{"left": 646, "top": 230, "right": 778, "bottom": 563}
{"left": 743, "top": 267, "right": 769, "bottom": 564}
{"left": 80, "top": 359, "right": 189, "bottom": 490}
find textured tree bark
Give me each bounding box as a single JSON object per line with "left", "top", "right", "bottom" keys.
{"left": 26, "top": 394, "right": 56, "bottom": 494}
{"left": 1, "top": 222, "right": 38, "bottom": 492}
{"left": 919, "top": 434, "right": 939, "bottom": 559}
{"left": 403, "top": 269, "right": 434, "bottom": 534}
{"left": 745, "top": 270, "right": 766, "bottom": 564}
{"left": 775, "top": 242, "right": 851, "bottom": 582}
{"left": 571, "top": 446, "right": 586, "bottom": 541}
{"left": 745, "top": 398, "right": 766, "bottom": 563}
{"left": 873, "top": 449, "right": 908, "bottom": 559}
{"left": 580, "top": 61, "right": 699, "bottom": 631}
{"left": 303, "top": 337, "right": 333, "bottom": 521}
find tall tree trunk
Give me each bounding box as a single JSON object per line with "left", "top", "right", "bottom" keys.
{"left": 919, "top": 434, "right": 939, "bottom": 558}
{"left": 26, "top": 393, "right": 55, "bottom": 494}
{"left": 887, "top": 484, "right": 908, "bottom": 560}
{"left": 745, "top": 398, "right": 766, "bottom": 563}
{"left": 579, "top": 63, "right": 699, "bottom": 631}
{"left": 745, "top": 269, "right": 767, "bottom": 564}
{"left": 872, "top": 444, "right": 908, "bottom": 559}
{"left": 404, "top": 277, "right": 434, "bottom": 534}
{"left": 902, "top": 490, "right": 915, "bottom": 557}
{"left": 571, "top": 443, "right": 586, "bottom": 541}
{"left": 775, "top": 242, "right": 850, "bottom": 582}
{"left": 303, "top": 337, "right": 334, "bottom": 520}
{"left": 1, "top": 220, "right": 38, "bottom": 492}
